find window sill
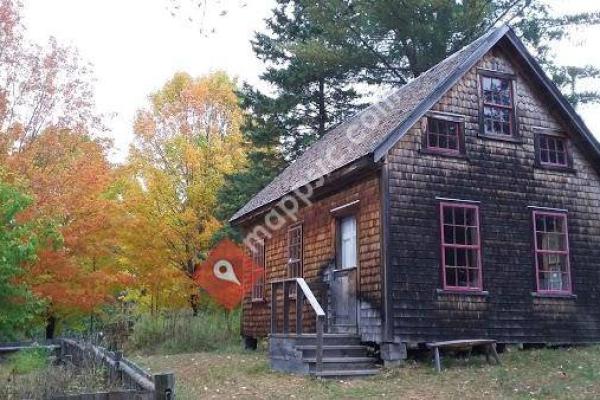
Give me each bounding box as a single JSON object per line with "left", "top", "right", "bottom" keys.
{"left": 478, "top": 133, "right": 523, "bottom": 144}
{"left": 531, "top": 292, "right": 577, "bottom": 299}
{"left": 436, "top": 288, "right": 489, "bottom": 297}
{"left": 534, "top": 164, "right": 576, "bottom": 174}
{"left": 420, "top": 148, "right": 469, "bottom": 160}
{"left": 251, "top": 298, "right": 266, "bottom": 303}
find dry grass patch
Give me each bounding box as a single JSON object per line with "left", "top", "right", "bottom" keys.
{"left": 133, "top": 345, "right": 600, "bottom": 400}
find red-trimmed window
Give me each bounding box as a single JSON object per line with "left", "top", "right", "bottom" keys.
{"left": 481, "top": 74, "right": 514, "bottom": 136}
{"left": 426, "top": 117, "right": 461, "bottom": 154}
{"left": 440, "top": 202, "right": 482, "bottom": 291}
{"left": 533, "top": 211, "right": 572, "bottom": 294}
{"left": 251, "top": 240, "right": 265, "bottom": 301}
{"left": 539, "top": 134, "right": 569, "bottom": 167}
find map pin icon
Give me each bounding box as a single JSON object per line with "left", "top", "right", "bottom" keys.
{"left": 213, "top": 259, "right": 241, "bottom": 285}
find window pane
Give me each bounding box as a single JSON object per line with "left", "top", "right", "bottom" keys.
{"left": 441, "top": 204, "right": 482, "bottom": 290}
{"left": 457, "top": 268, "right": 468, "bottom": 287}
{"left": 288, "top": 226, "right": 302, "bottom": 278}
{"left": 438, "top": 135, "right": 447, "bottom": 148}
{"left": 539, "top": 262, "right": 569, "bottom": 292}
{"left": 340, "top": 216, "right": 357, "bottom": 269}
{"left": 466, "top": 227, "right": 479, "bottom": 245}
{"left": 448, "top": 137, "right": 457, "bottom": 149}
{"left": 446, "top": 267, "right": 457, "bottom": 287}
{"left": 455, "top": 226, "right": 466, "bottom": 245}
{"left": 481, "top": 75, "right": 513, "bottom": 136}
{"left": 539, "top": 134, "right": 568, "bottom": 166}
{"left": 535, "top": 215, "right": 545, "bottom": 232}
{"left": 456, "top": 248, "right": 466, "bottom": 266}
{"left": 426, "top": 117, "right": 460, "bottom": 151}
{"left": 468, "top": 268, "right": 480, "bottom": 288}
{"left": 465, "top": 208, "right": 476, "bottom": 226}
{"left": 444, "top": 225, "right": 454, "bottom": 244}
{"left": 445, "top": 248, "right": 456, "bottom": 266}
{"left": 443, "top": 207, "right": 453, "bottom": 224}
{"left": 455, "top": 208, "right": 465, "bottom": 225}
{"left": 534, "top": 213, "right": 570, "bottom": 293}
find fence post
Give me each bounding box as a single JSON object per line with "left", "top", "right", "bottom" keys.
{"left": 112, "top": 351, "right": 123, "bottom": 384}
{"left": 154, "top": 372, "right": 175, "bottom": 400}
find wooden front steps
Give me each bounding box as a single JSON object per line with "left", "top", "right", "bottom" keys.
{"left": 269, "top": 333, "right": 379, "bottom": 378}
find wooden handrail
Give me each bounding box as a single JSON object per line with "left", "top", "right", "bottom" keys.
{"left": 270, "top": 277, "right": 326, "bottom": 373}
{"left": 296, "top": 279, "right": 325, "bottom": 316}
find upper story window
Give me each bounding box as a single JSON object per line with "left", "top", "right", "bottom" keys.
{"left": 439, "top": 202, "right": 482, "bottom": 291}
{"left": 250, "top": 240, "right": 265, "bottom": 301}
{"left": 536, "top": 132, "right": 571, "bottom": 169}
{"left": 533, "top": 211, "right": 572, "bottom": 294}
{"left": 479, "top": 72, "right": 516, "bottom": 137}
{"left": 425, "top": 116, "right": 463, "bottom": 155}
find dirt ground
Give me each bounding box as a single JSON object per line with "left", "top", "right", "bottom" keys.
{"left": 133, "top": 345, "right": 600, "bottom": 399}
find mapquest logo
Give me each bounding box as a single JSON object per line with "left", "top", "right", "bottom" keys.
{"left": 193, "top": 239, "right": 254, "bottom": 310}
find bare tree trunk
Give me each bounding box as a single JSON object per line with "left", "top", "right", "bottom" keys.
{"left": 190, "top": 293, "right": 200, "bottom": 316}
{"left": 318, "top": 78, "right": 326, "bottom": 136}
{"left": 45, "top": 315, "right": 56, "bottom": 340}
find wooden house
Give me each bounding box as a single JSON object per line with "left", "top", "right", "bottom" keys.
{"left": 230, "top": 26, "right": 600, "bottom": 377}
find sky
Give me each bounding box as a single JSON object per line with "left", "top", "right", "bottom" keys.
{"left": 22, "top": 0, "right": 600, "bottom": 163}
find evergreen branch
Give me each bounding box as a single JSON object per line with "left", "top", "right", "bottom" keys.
{"left": 316, "top": 0, "right": 407, "bottom": 84}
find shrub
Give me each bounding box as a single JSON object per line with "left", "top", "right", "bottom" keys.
{"left": 8, "top": 347, "right": 49, "bottom": 374}
{"left": 128, "top": 309, "right": 241, "bottom": 354}
{"left": 0, "top": 349, "right": 113, "bottom": 399}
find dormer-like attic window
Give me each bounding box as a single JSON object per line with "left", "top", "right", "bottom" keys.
{"left": 540, "top": 135, "right": 567, "bottom": 166}
{"left": 479, "top": 71, "right": 516, "bottom": 137}
{"left": 423, "top": 113, "right": 465, "bottom": 156}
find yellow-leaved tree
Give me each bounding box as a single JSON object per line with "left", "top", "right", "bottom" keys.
{"left": 116, "top": 71, "right": 245, "bottom": 314}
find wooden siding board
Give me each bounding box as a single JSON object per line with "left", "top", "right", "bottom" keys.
{"left": 387, "top": 46, "right": 600, "bottom": 344}
{"left": 241, "top": 173, "right": 382, "bottom": 341}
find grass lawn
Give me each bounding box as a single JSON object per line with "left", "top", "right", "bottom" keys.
{"left": 132, "top": 345, "right": 600, "bottom": 400}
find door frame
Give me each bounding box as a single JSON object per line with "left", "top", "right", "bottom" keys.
{"left": 330, "top": 201, "right": 361, "bottom": 332}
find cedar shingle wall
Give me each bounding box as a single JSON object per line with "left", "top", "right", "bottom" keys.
{"left": 388, "top": 45, "right": 600, "bottom": 343}
{"left": 241, "top": 173, "right": 382, "bottom": 340}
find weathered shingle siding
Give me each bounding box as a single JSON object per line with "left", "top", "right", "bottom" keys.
{"left": 241, "top": 173, "right": 382, "bottom": 342}
{"left": 388, "top": 45, "right": 600, "bottom": 344}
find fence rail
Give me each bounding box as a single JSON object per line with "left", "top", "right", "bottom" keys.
{"left": 0, "top": 339, "right": 175, "bottom": 400}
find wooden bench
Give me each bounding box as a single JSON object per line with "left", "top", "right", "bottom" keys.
{"left": 426, "top": 339, "right": 501, "bottom": 372}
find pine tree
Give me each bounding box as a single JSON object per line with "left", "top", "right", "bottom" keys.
{"left": 251, "top": 0, "right": 374, "bottom": 160}
{"left": 217, "top": 0, "right": 600, "bottom": 225}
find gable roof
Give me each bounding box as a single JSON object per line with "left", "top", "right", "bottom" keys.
{"left": 231, "top": 25, "right": 600, "bottom": 224}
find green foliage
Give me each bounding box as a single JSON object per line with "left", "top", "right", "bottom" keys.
{"left": 214, "top": 85, "right": 287, "bottom": 237}
{"left": 7, "top": 348, "right": 49, "bottom": 375}
{"left": 128, "top": 309, "right": 241, "bottom": 354}
{"left": 0, "top": 179, "right": 49, "bottom": 340}
{"left": 252, "top": 1, "right": 371, "bottom": 160}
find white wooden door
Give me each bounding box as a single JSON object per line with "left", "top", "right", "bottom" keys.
{"left": 332, "top": 215, "right": 358, "bottom": 333}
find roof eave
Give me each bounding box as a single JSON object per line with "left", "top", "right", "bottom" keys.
{"left": 229, "top": 154, "right": 376, "bottom": 226}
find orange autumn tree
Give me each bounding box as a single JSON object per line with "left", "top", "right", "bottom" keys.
{"left": 1, "top": 1, "right": 128, "bottom": 337}
{"left": 117, "top": 71, "right": 245, "bottom": 314}
{"left": 8, "top": 129, "right": 130, "bottom": 337}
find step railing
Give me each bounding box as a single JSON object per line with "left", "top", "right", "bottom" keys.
{"left": 271, "top": 278, "right": 326, "bottom": 373}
